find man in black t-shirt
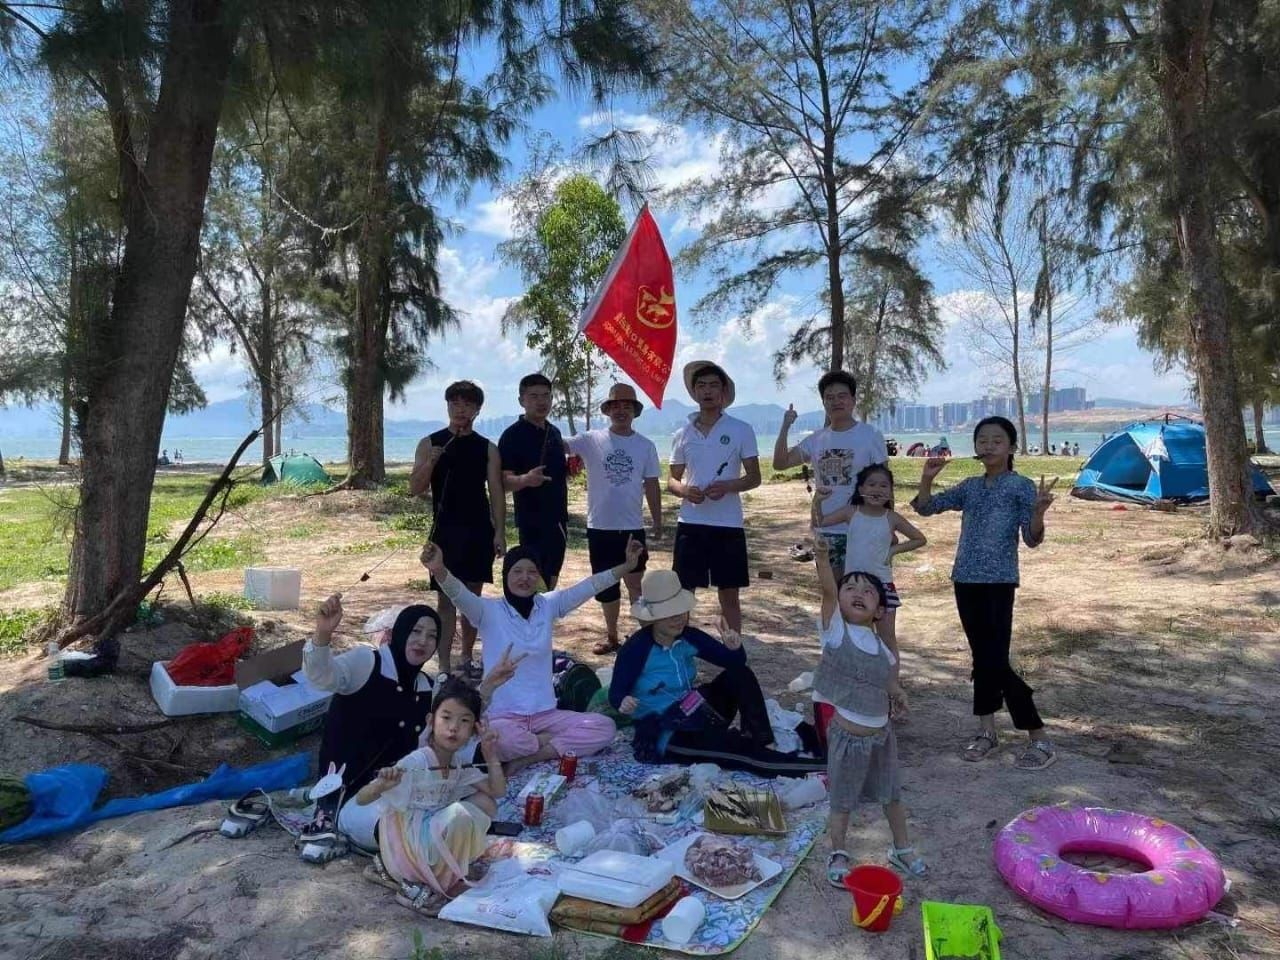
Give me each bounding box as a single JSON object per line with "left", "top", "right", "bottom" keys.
{"left": 499, "top": 373, "right": 569, "bottom": 587}
{"left": 409, "top": 380, "right": 505, "bottom": 680}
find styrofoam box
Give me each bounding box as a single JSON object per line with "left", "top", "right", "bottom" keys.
{"left": 238, "top": 670, "right": 333, "bottom": 733}
{"left": 149, "top": 660, "right": 241, "bottom": 717}
{"left": 558, "top": 851, "right": 676, "bottom": 908}
{"left": 243, "top": 567, "right": 302, "bottom": 610}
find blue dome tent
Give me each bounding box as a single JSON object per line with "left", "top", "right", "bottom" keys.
{"left": 1071, "top": 416, "right": 1275, "bottom": 504}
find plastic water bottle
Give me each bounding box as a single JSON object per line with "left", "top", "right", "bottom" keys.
{"left": 46, "top": 641, "right": 65, "bottom": 683}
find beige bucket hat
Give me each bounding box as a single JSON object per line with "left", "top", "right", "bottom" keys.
{"left": 601, "top": 382, "right": 643, "bottom": 416}
{"left": 682, "top": 361, "right": 736, "bottom": 408}
{"left": 631, "top": 569, "right": 697, "bottom": 622}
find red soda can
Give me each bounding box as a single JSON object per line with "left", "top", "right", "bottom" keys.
{"left": 523, "top": 792, "right": 545, "bottom": 826}
{"left": 558, "top": 751, "right": 578, "bottom": 781}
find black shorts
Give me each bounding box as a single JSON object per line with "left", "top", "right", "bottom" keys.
{"left": 430, "top": 522, "right": 494, "bottom": 588}
{"left": 672, "top": 523, "right": 749, "bottom": 590}
{"left": 586, "top": 528, "right": 648, "bottom": 603}
{"left": 516, "top": 522, "right": 568, "bottom": 582}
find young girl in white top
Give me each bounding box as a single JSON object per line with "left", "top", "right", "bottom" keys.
{"left": 813, "top": 463, "right": 927, "bottom": 658}
{"left": 351, "top": 679, "right": 505, "bottom": 916}
{"left": 811, "top": 536, "right": 925, "bottom": 886}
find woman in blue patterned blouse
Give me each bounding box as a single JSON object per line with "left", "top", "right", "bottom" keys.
{"left": 911, "top": 416, "right": 1059, "bottom": 770}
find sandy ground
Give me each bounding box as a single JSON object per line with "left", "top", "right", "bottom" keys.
{"left": 1, "top": 476, "right": 1278, "bottom": 960}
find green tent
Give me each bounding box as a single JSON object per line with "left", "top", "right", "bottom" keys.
{"left": 261, "top": 453, "right": 332, "bottom": 487}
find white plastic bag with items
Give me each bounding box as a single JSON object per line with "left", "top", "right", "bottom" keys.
{"left": 438, "top": 871, "right": 560, "bottom": 937}
{"left": 555, "top": 785, "right": 617, "bottom": 832}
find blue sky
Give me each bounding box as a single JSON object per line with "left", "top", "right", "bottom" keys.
{"left": 191, "top": 66, "right": 1194, "bottom": 423}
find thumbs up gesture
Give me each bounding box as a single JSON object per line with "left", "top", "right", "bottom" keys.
{"left": 782, "top": 403, "right": 798, "bottom": 428}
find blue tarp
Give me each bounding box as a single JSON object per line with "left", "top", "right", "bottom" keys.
{"left": 1072, "top": 419, "right": 1275, "bottom": 504}
{"left": 0, "top": 753, "right": 310, "bottom": 843}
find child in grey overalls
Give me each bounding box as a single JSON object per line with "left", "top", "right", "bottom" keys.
{"left": 812, "top": 536, "right": 927, "bottom": 886}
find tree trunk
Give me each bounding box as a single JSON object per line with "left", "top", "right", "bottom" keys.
{"left": 259, "top": 288, "right": 275, "bottom": 464}
{"left": 59, "top": 359, "right": 73, "bottom": 465}
{"left": 63, "top": 0, "right": 241, "bottom": 633}
{"left": 584, "top": 341, "right": 593, "bottom": 433}
{"left": 562, "top": 381, "right": 577, "bottom": 436}
{"left": 346, "top": 89, "right": 393, "bottom": 489}
{"left": 1041, "top": 258, "right": 1054, "bottom": 457}
{"left": 0, "top": 447, "right": 6, "bottom": 479}
{"left": 274, "top": 388, "right": 284, "bottom": 456}
{"left": 1252, "top": 400, "right": 1269, "bottom": 454}
{"left": 1158, "top": 0, "right": 1261, "bottom": 536}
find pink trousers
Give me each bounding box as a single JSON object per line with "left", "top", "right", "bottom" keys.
{"left": 487, "top": 709, "right": 616, "bottom": 763}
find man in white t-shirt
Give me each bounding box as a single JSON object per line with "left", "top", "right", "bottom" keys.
{"left": 564, "top": 383, "right": 663, "bottom": 655}
{"left": 773, "top": 371, "right": 888, "bottom": 572}
{"left": 668, "top": 361, "right": 761, "bottom": 632}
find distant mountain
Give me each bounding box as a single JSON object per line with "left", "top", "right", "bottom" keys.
{"left": 2, "top": 392, "right": 825, "bottom": 443}
{"left": 1093, "top": 397, "right": 1192, "bottom": 410}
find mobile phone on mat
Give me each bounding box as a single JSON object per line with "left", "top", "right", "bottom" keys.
{"left": 488, "top": 820, "right": 522, "bottom": 836}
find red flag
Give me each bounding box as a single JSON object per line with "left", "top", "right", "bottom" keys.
{"left": 578, "top": 205, "right": 677, "bottom": 408}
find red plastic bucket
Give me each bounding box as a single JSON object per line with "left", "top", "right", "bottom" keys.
{"left": 844, "top": 864, "right": 903, "bottom": 933}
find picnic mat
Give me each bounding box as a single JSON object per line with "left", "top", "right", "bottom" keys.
{"left": 488, "top": 739, "right": 828, "bottom": 956}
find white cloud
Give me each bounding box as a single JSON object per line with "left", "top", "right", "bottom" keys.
{"left": 467, "top": 196, "right": 517, "bottom": 239}
{"left": 190, "top": 341, "right": 250, "bottom": 404}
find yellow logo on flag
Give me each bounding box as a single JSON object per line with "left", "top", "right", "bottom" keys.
{"left": 636, "top": 285, "right": 675, "bottom": 329}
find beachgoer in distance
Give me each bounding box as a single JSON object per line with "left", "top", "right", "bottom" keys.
{"left": 608, "top": 569, "right": 824, "bottom": 776}
{"left": 668, "top": 361, "right": 761, "bottom": 632}
{"left": 811, "top": 536, "right": 926, "bottom": 886}
{"left": 499, "top": 373, "right": 569, "bottom": 589}
{"left": 911, "top": 416, "right": 1059, "bottom": 770}
{"left": 812, "top": 463, "right": 926, "bottom": 661}
{"left": 350, "top": 680, "right": 506, "bottom": 917}
{"left": 563, "top": 382, "right": 663, "bottom": 655}
{"left": 421, "top": 538, "right": 640, "bottom": 774}
{"left": 773, "top": 371, "right": 888, "bottom": 574}
{"left": 409, "top": 380, "right": 505, "bottom": 680}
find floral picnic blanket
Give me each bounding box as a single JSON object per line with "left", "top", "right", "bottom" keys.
{"left": 488, "top": 738, "right": 827, "bottom": 956}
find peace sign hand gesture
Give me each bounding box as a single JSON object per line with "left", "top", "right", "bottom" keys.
{"left": 1035, "top": 475, "right": 1059, "bottom": 514}
{"left": 483, "top": 645, "right": 528, "bottom": 692}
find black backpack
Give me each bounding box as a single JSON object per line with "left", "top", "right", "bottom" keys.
{"left": 552, "top": 651, "right": 601, "bottom": 712}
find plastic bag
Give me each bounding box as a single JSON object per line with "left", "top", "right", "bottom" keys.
{"left": 766, "top": 698, "right": 804, "bottom": 754}
{"left": 556, "top": 787, "right": 617, "bottom": 832}
{"left": 438, "top": 873, "right": 559, "bottom": 937}
{"left": 579, "top": 818, "right": 657, "bottom": 857}
{"left": 166, "top": 627, "right": 254, "bottom": 686}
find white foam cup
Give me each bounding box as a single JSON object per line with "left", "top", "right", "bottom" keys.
{"left": 555, "top": 819, "right": 595, "bottom": 856}
{"left": 661, "top": 896, "right": 706, "bottom": 944}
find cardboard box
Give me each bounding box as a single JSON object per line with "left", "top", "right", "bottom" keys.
{"left": 237, "top": 711, "right": 325, "bottom": 748}
{"left": 236, "top": 640, "right": 333, "bottom": 734}
{"left": 517, "top": 772, "right": 568, "bottom": 806}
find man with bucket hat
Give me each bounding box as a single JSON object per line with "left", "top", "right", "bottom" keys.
{"left": 564, "top": 382, "right": 663, "bottom": 655}
{"left": 605, "top": 569, "right": 823, "bottom": 775}
{"left": 667, "top": 361, "right": 761, "bottom": 633}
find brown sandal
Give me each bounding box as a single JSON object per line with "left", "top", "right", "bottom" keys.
{"left": 395, "top": 884, "right": 449, "bottom": 917}
{"left": 592, "top": 637, "right": 622, "bottom": 656}
{"left": 363, "top": 855, "right": 399, "bottom": 891}
{"left": 963, "top": 731, "right": 998, "bottom": 761}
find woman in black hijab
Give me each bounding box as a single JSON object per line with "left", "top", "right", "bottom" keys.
{"left": 422, "top": 536, "right": 644, "bottom": 775}
{"left": 299, "top": 595, "right": 516, "bottom": 859}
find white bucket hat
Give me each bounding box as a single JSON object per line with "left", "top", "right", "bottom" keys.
{"left": 631, "top": 570, "right": 696, "bottom": 622}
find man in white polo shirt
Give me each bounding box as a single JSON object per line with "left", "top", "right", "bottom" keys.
{"left": 565, "top": 383, "right": 663, "bottom": 655}
{"left": 667, "top": 361, "right": 761, "bottom": 632}
{"left": 772, "top": 370, "right": 888, "bottom": 572}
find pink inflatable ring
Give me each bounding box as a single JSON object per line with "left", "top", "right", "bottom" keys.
{"left": 993, "top": 805, "right": 1226, "bottom": 929}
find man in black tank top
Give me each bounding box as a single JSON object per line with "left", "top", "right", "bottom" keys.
{"left": 409, "top": 380, "right": 506, "bottom": 678}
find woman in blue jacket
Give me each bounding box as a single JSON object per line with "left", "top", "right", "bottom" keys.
{"left": 608, "top": 570, "right": 823, "bottom": 777}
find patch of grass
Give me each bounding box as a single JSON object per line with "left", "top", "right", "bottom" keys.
{"left": 405, "top": 578, "right": 431, "bottom": 592}
{"left": 0, "top": 607, "right": 57, "bottom": 656}
{"left": 285, "top": 522, "right": 322, "bottom": 539}
{"left": 325, "top": 534, "right": 420, "bottom": 556}
{"left": 166, "top": 536, "right": 265, "bottom": 573}
{"left": 199, "top": 591, "right": 256, "bottom": 613}
{"left": 387, "top": 512, "right": 432, "bottom": 532}
{"left": 0, "top": 488, "right": 74, "bottom": 589}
